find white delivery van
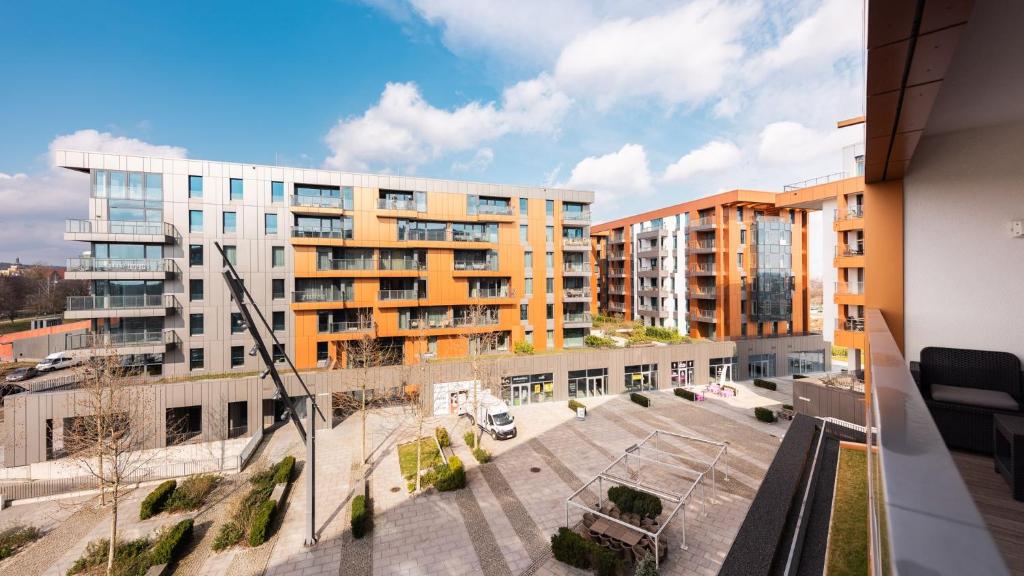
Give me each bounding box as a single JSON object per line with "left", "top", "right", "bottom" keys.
{"left": 461, "top": 389, "right": 517, "bottom": 440}
{"left": 35, "top": 352, "right": 78, "bottom": 372}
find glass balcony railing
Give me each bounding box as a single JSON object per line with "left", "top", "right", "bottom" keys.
{"left": 562, "top": 237, "right": 591, "bottom": 248}
{"left": 293, "top": 288, "right": 352, "bottom": 303}
{"left": 454, "top": 259, "right": 499, "bottom": 271}
{"left": 836, "top": 245, "right": 864, "bottom": 257}
{"left": 453, "top": 231, "right": 496, "bottom": 243}
{"left": 318, "top": 258, "right": 374, "bottom": 271}
{"left": 291, "top": 195, "right": 346, "bottom": 209}
{"left": 452, "top": 315, "right": 500, "bottom": 327}
{"left": 563, "top": 312, "right": 592, "bottom": 323}
{"left": 469, "top": 288, "right": 509, "bottom": 299}
{"left": 564, "top": 288, "right": 591, "bottom": 299}
{"left": 65, "top": 219, "right": 177, "bottom": 239}
{"left": 403, "top": 229, "right": 448, "bottom": 241}
{"left": 843, "top": 317, "right": 865, "bottom": 331}
{"left": 400, "top": 317, "right": 454, "bottom": 330}
{"left": 564, "top": 262, "right": 591, "bottom": 274}
{"left": 691, "top": 310, "right": 716, "bottom": 322}
{"left": 477, "top": 204, "right": 512, "bottom": 215}
{"left": 377, "top": 197, "right": 417, "bottom": 210}
{"left": 562, "top": 210, "right": 591, "bottom": 221}
{"left": 66, "top": 294, "right": 176, "bottom": 311}
{"left": 379, "top": 259, "right": 425, "bottom": 271}
{"left": 66, "top": 258, "right": 178, "bottom": 274}
{"left": 291, "top": 228, "right": 352, "bottom": 239}
{"left": 67, "top": 330, "right": 176, "bottom": 350}
{"left": 378, "top": 289, "right": 422, "bottom": 300}
{"left": 690, "top": 216, "right": 717, "bottom": 230}
{"left": 688, "top": 240, "right": 716, "bottom": 251}
{"left": 321, "top": 319, "right": 374, "bottom": 333}
{"left": 689, "top": 263, "right": 715, "bottom": 274}
{"left": 834, "top": 205, "right": 864, "bottom": 220}
{"left": 835, "top": 281, "right": 865, "bottom": 295}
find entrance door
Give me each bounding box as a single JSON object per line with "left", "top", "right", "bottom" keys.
{"left": 750, "top": 359, "right": 771, "bottom": 379}
{"left": 587, "top": 376, "right": 605, "bottom": 396}
{"left": 509, "top": 384, "right": 529, "bottom": 406}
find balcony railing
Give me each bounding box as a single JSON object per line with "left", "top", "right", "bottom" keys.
{"left": 834, "top": 205, "right": 864, "bottom": 220}
{"left": 843, "top": 317, "right": 865, "bottom": 332}
{"left": 65, "top": 219, "right": 177, "bottom": 239}
{"left": 689, "top": 216, "right": 717, "bottom": 230}
{"left": 562, "top": 210, "right": 591, "bottom": 222}
{"left": 453, "top": 231, "right": 496, "bottom": 243}
{"left": 377, "top": 197, "right": 417, "bottom": 211}
{"left": 379, "top": 289, "right": 422, "bottom": 300}
{"left": 607, "top": 301, "right": 625, "bottom": 312}
{"left": 691, "top": 288, "right": 717, "bottom": 299}
{"left": 607, "top": 251, "right": 626, "bottom": 260}
{"left": 452, "top": 315, "right": 500, "bottom": 327}
{"left": 689, "top": 263, "right": 716, "bottom": 274}
{"left": 564, "top": 262, "right": 592, "bottom": 274}
{"left": 319, "top": 258, "right": 374, "bottom": 271}
{"left": 291, "top": 195, "right": 346, "bottom": 209}
{"left": 563, "top": 312, "right": 593, "bottom": 323}
{"left": 688, "top": 240, "right": 716, "bottom": 252}
{"left": 293, "top": 288, "right": 352, "bottom": 303}
{"left": 836, "top": 245, "right": 864, "bottom": 257}
{"left": 564, "top": 288, "right": 591, "bottom": 299}
{"left": 865, "top": 308, "right": 1009, "bottom": 575}
{"left": 783, "top": 171, "right": 847, "bottom": 191}
{"left": 66, "top": 294, "right": 176, "bottom": 311}
{"left": 835, "top": 281, "right": 865, "bottom": 295}
{"left": 691, "top": 310, "right": 717, "bottom": 323}
{"left": 562, "top": 237, "right": 591, "bottom": 248}
{"left": 67, "top": 330, "right": 176, "bottom": 350}
{"left": 66, "top": 258, "right": 178, "bottom": 274}
{"left": 469, "top": 288, "right": 509, "bottom": 299}
{"left": 400, "top": 317, "right": 453, "bottom": 330}
{"left": 291, "top": 228, "right": 351, "bottom": 239}
{"left": 454, "top": 260, "right": 499, "bottom": 271}
{"left": 321, "top": 320, "right": 374, "bottom": 333}
{"left": 379, "top": 259, "right": 425, "bottom": 271}
{"left": 403, "top": 229, "right": 448, "bottom": 242}
{"left": 477, "top": 204, "right": 512, "bottom": 215}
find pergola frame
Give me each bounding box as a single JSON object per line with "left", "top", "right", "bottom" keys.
{"left": 564, "top": 430, "right": 729, "bottom": 568}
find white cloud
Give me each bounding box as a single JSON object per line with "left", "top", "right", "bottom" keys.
{"left": 49, "top": 129, "right": 187, "bottom": 162}
{"left": 746, "top": 0, "right": 862, "bottom": 82}
{"left": 451, "top": 148, "right": 494, "bottom": 173}
{"left": 323, "top": 76, "right": 570, "bottom": 172}
{"left": 712, "top": 97, "right": 740, "bottom": 119}
{"left": 757, "top": 121, "right": 853, "bottom": 165}
{"left": 553, "top": 0, "right": 760, "bottom": 109}
{"left": 662, "top": 140, "right": 742, "bottom": 183}
{"left": 562, "top": 144, "right": 652, "bottom": 216}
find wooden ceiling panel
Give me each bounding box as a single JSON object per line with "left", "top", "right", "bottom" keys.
{"left": 889, "top": 131, "right": 923, "bottom": 163}
{"left": 920, "top": 0, "right": 974, "bottom": 34}
{"left": 907, "top": 25, "right": 965, "bottom": 87}
{"left": 868, "top": 40, "right": 911, "bottom": 95}
{"left": 868, "top": 0, "right": 918, "bottom": 49}
{"left": 866, "top": 92, "right": 900, "bottom": 139}
{"left": 897, "top": 81, "right": 943, "bottom": 132}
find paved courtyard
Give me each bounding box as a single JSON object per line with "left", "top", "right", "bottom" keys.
{"left": 0, "top": 381, "right": 790, "bottom": 575}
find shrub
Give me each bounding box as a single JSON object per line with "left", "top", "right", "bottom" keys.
{"left": 634, "top": 553, "right": 659, "bottom": 576}
{"left": 351, "top": 495, "right": 372, "bottom": 539}
{"left": 165, "top": 474, "right": 220, "bottom": 513}
{"left": 754, "top": 378, "right": 777, "bottom": 391}
{"left": 140, "top": 480, "right": 177, "bottom": 520}
{"left": 793, "top": 374, "right": 808, "bottom": 380}
{"left": 630, "top": 392, "right": 650, "bottom": 408}
{"left": 472, "top": 447, "right": 492, "bottom": 463}
{"left": 674, "top": 388, "right": 695, "bottom": 401}
{"left": 645, "top": 325, "right": 686, "bottom": 343}
{"left": 783, "top": 404, "right": 794, "bottom": 410}
{"left": 435, "top": 426, "right": 451, "bottom": 448}
{"left": 755, "top": 407, "right": 777, "bottom": 423}
{"left": 568, "top": 399, "right": 586, "bottom": 412}
{"left": 463, "top": 430, "right": 477, "bottom": 449}
{"left": 149, "top": 518, "right": 193, "bottom": 565}
{"left": 68, "top": 537, "right": 151, "bottom": 575}
{"left": 627, "top": 323, "right": 652, "bottom": 345}
{"left": 212, "top": 523, "right": 243, "bottom": 551}
{"left": 550, "top": 527, "right": 621, "bottom": 576}
{"left": 434, "top": 456, "right": 466, "bottom": 492}
{"left": 248, "top": 499, "right": 277, "bottom": 547}
{"left": 608, "top": 485, "right": 663, "bottom": 518}
{"left": 514, "top": 341, "right": 535, "bottom": 355}
{"left": 0, "top": 525, "right": 41, "bottom": 561}
{"left": 584, "top": 334, "right": 617, "bottom": 348}
{"left": 273, "top": 456, "right": 296, "bottom": 485}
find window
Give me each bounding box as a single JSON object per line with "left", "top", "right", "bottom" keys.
{"left": 740, "top": 229, "right": 746, "bottom": 244}
{"left": 272, "top": 344, "right": 285, "bottom": 363}
{"left": 545, "top": 226, "right": 553, "bottom": 242}
{"left": 568, "top": 368, "right": 608, "bottom": 398}
{"left": 265, "top": 213, "right": 278, "bottom": 234}
{"left": 709, "top": 356, "right": 738, "bottom": 381}
{"left": 749, "top": 353, "right": 777, "bottom": 378}
{"left": 545, "top": 252, "right": 554, "bottom": 269}
{"left": 271, "top": 181, "right": 284, "bottom": 203}
{"left": 524, "top": 251, "right": 533, "bottom": 269}
{"left": 273, "top": 311, "right": 285, "bottom": 332}
{"left": 546, "top": 330, "right": 554, "bottom": 347}
{"left": 271, "top": 246, "right": 285, "bottom": 268}
{"left": 189, "top": 175, "right": 203, "bottom": 198}
{"left": 625, "top": 364, "right": 658, "bottom": 392}
{"left": 525, "top": 277, "right": 533, "bottom": 294}
{"left": 189, "top": 279, "right": 203, "bottom": 301}
{"left": 546, "top": 304, "right": 554, "bottom": 319}
{"left": 520, "top": 304, "right": 528, "bottom": 321}
{"left": 736, "top": 206, "right": 743, "bottom": 222}
{"left": 525, "top": 330, "right": 533, "bottom": 344}
{"left": 316, "top": 342, "right": 329, "bottom": 361}
{"left": 737, "top": 252, "right": 743, "bottom": 268}
{"left": 231, "top": 345, "right": 245, "bottom": 368}
{"left": 427, "top": 336, "right": 437, "bottom": 355}
{"left": 272, "top": 279, "right": 285, "bottom": 299}
{"left": 230, "top": 313, "right": 245, "bottom": 334}
{"left": 189, "top": 244, "right": 203, "bottom": 266}
{"left": 520, "top": 224, "right": 528, "bottom": 242}
{"left": 223, "top": 211, "right": 236, "bottom": 233}
{"left": 229, "top": 178, "right": 243, "bottom": 201}
{"left": 189, "top": 348, "right": 205, "bottom": 370}
{"left": 189, "top": 313, "right": 204, "bottom": 336}
{"left": 189, "top": 210, "right": 203, "bottom": 233}
{"left": 223, "top": 245, "right": 236, "bottom": 266}
{"left": 546, "top": 199, "right": 554, "bottom": 216}
{"left": 519, "top": 198, "right": 528, "bottom": 214}
{"left": 546, "top": 278, "right": 554, "bottom": 294}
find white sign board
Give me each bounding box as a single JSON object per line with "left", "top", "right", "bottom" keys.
{"left": 432, "top": 380, "right": 480, "bottom": 416}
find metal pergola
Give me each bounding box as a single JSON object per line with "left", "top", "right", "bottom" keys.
{"left": 564, "top": 430, "right": 729, "bottom": 568}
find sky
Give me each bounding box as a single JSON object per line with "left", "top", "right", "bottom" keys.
{"left": 0, "top": 0, "right": 867, "bottom": 275}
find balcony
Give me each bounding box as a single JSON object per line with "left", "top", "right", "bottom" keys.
{"left": 321, "top": 319, "right": 374, "bottom": 333}
{"left": 834, "top": 205, "right": 864, "bottom": 221}
{"left": 607, "top": 301, "right": 625, "bottom": 313}
{"left": 637, "top": 245, "right": 663, "bottom": 259}
{"left": 404, "top": 229, "right": 449, "bottom": 242}
{"left": 290, "top": 195, "right": 346, "bottom": 212}
{"left": 607, "top": 251, "right": 626, "bottom": 261}
{"left": 563, "top": 262, "right": 592, "bottom": 276}
{"left": 452, "top": 315, "right": 500, "bottom": 327}
{"left": 65, "top": 258, "right": 179, "bottom": 280}
{"left": 65, "top": 294, "right": 178, "bottom": 319}
{"left": 689, "top": 216, "right": 717, "bottom": 231}
{"left": 469, "top": 287, "right": 509, "bottom": 299}
{"left": 562, "top": 237, "right": 591, "bottom": 251}
{"left": 400, "top": 317, "right": 454, "bottom": 330}
{"left": 291, "top": 228, "right": 351, "bottom": 240}
{"left": 379, "top": 258, "right": 426, "bottom": 271}
{"left": 690, "top": 287, "right": 717, "bottom": 299}
{"left": 562, "top": 210, "right": 591, "bottom": 223}
{"left": 835, "top": 281, "right": 865, "bottom": 296}
{"left": 636, "top": 306, "right": 670, "bottom": 319}
{"left": 835, "top": 245, "right": 864, "bottom": 258}
{"left": 563, "top": 311, "right": 593, "bottom": 326}
{"left": 637, "top": 264, "right": 664, "bottom": 277}
{"left": 606, "top": 284, "right": 625, "bottom": 295}
{"left": 66, "top": 330, "right": 179, "bottom": 354}
{"left": 689, "top": 263, "right": 716, "bottom": 276}
{"left": 609, "top": 234, "right": 625, "bottom": 244}
{"left": 64, "top": 219, "right": 178, "bottom": 244}
{"left": 843, "top": 317, "right": 865, "bottom": 332}
{"left": 293, "top": 288, "right": 353, "bottom": 303}
{"left": 688, "top": 240, "right": 716, "bottom": 254}
{"left": 691, "top": 309, "right": 717, "bottom": 323}
{"left": 453, "top": 231, "right": 496, "bottom": 243}
{"left": 377, "top": 197, "right": 418, "bottom": 211}
{"left": 454, "top": 259, "right": 499, "bottom": 272}
{"left": 379, "top": 289, "right": 423, "bottom": 301}
{"left": 607, "top": 268, "right": 627, "bottom": 278}
{"left": 318, "top": 258, "right": 374, "bottom": 271}
{"left": 636, "top": 286, "right": 666, "bottom": 298}
{"left": 477, "top": 204, "right": 512, "bottom": 216}
{"left": 636, "top": 228, "right": 667, "bottom": 241}
{"left": 563, "top": 287, "right": 591, "bottom": 301}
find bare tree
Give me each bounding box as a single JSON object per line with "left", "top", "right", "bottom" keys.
{"left": 339, "top": 319, "right": 396, "bottom": 464}
{"left": 64, "top": 352, "right": 162, "bottom": 574}
{"left": 397, "top": 349, "right": 438, "bottom": 492}
{"left": 463, "top": 303, "right": 504, "bottom": 450}
{"left": 0, "top": 275, "right": 27, "bottom": 322}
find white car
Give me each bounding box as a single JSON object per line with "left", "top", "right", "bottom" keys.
{"left": 35, "top": 352, "right": 77, "bottom": 372}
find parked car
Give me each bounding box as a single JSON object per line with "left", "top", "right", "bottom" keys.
{"left": 35, "top": 352, "right": 78, "bottom": 372}
{"left": 0, "top": 383, "right": 27, "bottom": 398}
{"left": 5, "top": 366, "right": 38, "bottom": 382}
{"left": 461, "top": 390, "right": 517, "bottom": 440}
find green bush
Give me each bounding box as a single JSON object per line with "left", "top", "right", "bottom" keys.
{"left": 550, "top": 527, "right": 621, "bottom": 576}
{"left": 165, "top": 474, "right": 220, "bottom": 513}
{"left": 568, "top": 399, "right": 586, "bottom": 412}
{"left": 630, "top": 392, "right": 650, "bottom": 408}
{"left": 435, "top": 426, "right": 451, "bottom": 448}
{"left": 754, "top": 378, "right": 777, "bottom": 391}
{"left": 645, "top": 325, "right": 687, "bottom": 343}
{"left": 248, "top": 500, "right": 277, "bottom": 547}
{"left": 434, "top": 456, "right": 466, "bottom": 491}
{"left": 472, "top": 447, "right": 492, "bottom": 463}
{"left": 0, "top": 525, "right": 40, "bottom": 561}
{"left": 755, "top": 407, "right": 777, "bottom": 423}
{"left": 149, "top": 518, "right": 193, "bottom": 565}
{"left": 783, "top": 404, "right": 794, "bottom": 410}
{"left": 584, "top": 334, "right": 617, "bottom": 348}
{"left": 608, "top": 485, "right": 663, "bottom": 518}
{"left": 211, "top": 523, "right": 243, "bottom": 552}
{"left": 514, "top": 341, "right": 535, "bottom": 355}
{"left": 793, "top": 374, "right": 808, "bottom": 380}
{"left": 674, "top": 388, "right": 695, "bottom": 401}
{"left": 140, "top": 480, "right": 177, "bottom": 520}
{"left": 273, "top": 456, "right": 296, "bottom": 485}
{"left": 634, "top": 552, "right": 659, "bottom": 576}
{"left": 351, "top": 495, "right": 372, "bottom": 539}
{"left": 68, "top": 537, "right": 151, "bottom": 575}
{"left": 463, "top": 430, "right": 477, "bottom": 449}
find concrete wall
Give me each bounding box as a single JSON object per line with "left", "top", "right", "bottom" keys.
{"left": 904, "top": 121, "right": 1024, "bottom": 364}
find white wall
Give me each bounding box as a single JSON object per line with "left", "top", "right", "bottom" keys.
{"left": 904, "top": 121, "right": 1024, "bottom": 363}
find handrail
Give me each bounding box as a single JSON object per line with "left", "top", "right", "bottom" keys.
{"left": 293, "top": 288, "right": 352, "bottom": 302}
{"left": 291, "top": 195, "right": 346, "bottom": 209}
{"left": 562, "top": 210, "right": 591, "bottom": 221}
{"left": 66, "top": 294, "right": 175, "bottom": 310}
{"left": 65, "top": 219, "right": 178, "bottom": 239}
{"left": 865, "top": 308, "right": 1009, "bottom": 576}
{"left": 66, "top": 258, "right": 178, "bottom": 274}
{"left": 377, "top": 197, "right": 417, "bottom": 210}
{"left": 783, "top": 171, "right": 847, "bottom": 191}
{"left": 318, "top": 258, "right": 374, "bottom": 271}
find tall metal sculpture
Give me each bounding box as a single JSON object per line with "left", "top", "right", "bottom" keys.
{"left": 216, "top": 242, "right": 321, "bottom": 546}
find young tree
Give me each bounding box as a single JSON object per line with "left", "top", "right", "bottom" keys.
{"left": 0, "top": 274, "right": 27, "bottom": 322}
{"left": 64, "top": 353, "right": 161, "bottom": 574}
{"left": 339, "top": 320, "right": 395, "bottom": 464}
{"left": 396, "top": 358, "right": 437, "bottom": 492}
{"left": 463, "top": 303, "right": 504, "bottom": 450}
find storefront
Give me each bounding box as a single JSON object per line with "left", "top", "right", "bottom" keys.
{"left": 709, "top": 356, "right": 737, "bottom": 382}
{"left": 670, "top": 360, "right": 694, "bottom": 387}
{"left": 502, "top": 373, "right": 554, "bottom": 406}
{"left": 624, "top": 364, "right": 658, "bottom": 392}
{"left": 787, "top": 351, "right": 825, "bottom": 374}
{"left": 568, "top": 368, "right": 608, "bottom": 398}
{"left": 748, "top": 353, "right": 777, "bottom": 378}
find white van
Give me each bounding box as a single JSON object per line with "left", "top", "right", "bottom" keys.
{"left": 35, "top": 352, "right": 77, "bottom": 372}
{"left": 462, "top": 390, "right": 517, "bottom": 440}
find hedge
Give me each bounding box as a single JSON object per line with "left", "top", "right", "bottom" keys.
{"left": 434, "top": 456, "right": 466, "bottom": 491}
{"left": 248, "top": 499, "right": 277, "bottom": 547}
{"left": 463, "top": 430, "right": 477, "bottom": 449}
{"left": 211, "top": 523, "right": 243, "bottom": 552}
{"left": 435, "top": 426, "right": 451, "bottom": 448}
{"left": 584, "top": 334, "right": 617, "bottom": 348}
{"left": 140, "top": 480, "right": 177, "bottom": 520}
{"left": 273, "top": 456, "right": 296, "bottom": 485}
{"left": 351, "top": 495, "right": 372, "bottom": 539}
{"left": 472, "top": 447, "right": 492, "bottom": 464}
{"left": 149, "top": 518, "right": 193, "bottom": 565}
{"left": 792, "top": 374, "right": 808, "bottom": 380}
{"left": 514, "top": 341, "right": 536, "bottom": 355}
{"left": 607, "top": 485, "right": 663, "bottom": 518}
{"left": 674, "top": 388, "right": 696, "bottom": 401}
{"left": 630, "top": 392, "right": 650, "bottom": 408}
{"left": 568, "top": 399, "right": 586, "bottom": 413}
{"left": 754, "top": 407, "right": 777, "bottom": 423}
{"left": 753, "top": 378, "right": 777, "bottom": 391}
{"left": 550, "top": 527, "right": 621, "bottom": 576}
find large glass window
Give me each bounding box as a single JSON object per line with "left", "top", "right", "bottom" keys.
{"left": 295, "top": 215, "right": 352, "bottom": 239}
{"left": 189, "top": 210, "right": 204, "bottom": 233}
{"left": 625, "top": 364, "right": 658, "bottom": 392}
{"left": 271, "top": 181, "right": 284, "bottom": 203}
{"left": 223, "top": 245, "right": 237, "bottom": 266}
{"left": 189, "top": 313, "right": 204, "bottom": 336}
{"left": 273, "top": 311, "right": 285, "bottom": 332}
{"left": 272, "top": 246, "right": 285, "bottom": 268}
{"left": 189, "top": 279, "right": 203, "bottom": 301}
{"left": 709, "top": 356, "right": 738, "bottom": 382}
{"left": 501, "top": 373, "right": 554, "bottom": 406}
{"left": 223, "top": 211, "right": 237, "bottom": 233}
{"left": 265, "top": 213, "right": 278, "bottom": 234}
{"left": 452, "top": 222, "right": 498, "bottom": 243}
{"left": 788, "top": 351, "right": 825, "bottom": 374}
{"left": 569, "top": 368, "right": 608, "bottom": 398}
{"left": 397, "top": 219, "right": 446, "bottom": 241}
{"left": 272, "top": 279, "right": 285, "bottom": 299}
{"left": 189, "top": 175, "right": 203, "bottom": 198}
{"left": 671, "top": 360, "right": 695, "bottom": 386}
{"left": 749, "top": 353, "right": 777, "bottom": 378}
{"left": 229, "top": 178, "right": 243, "bottom": 201}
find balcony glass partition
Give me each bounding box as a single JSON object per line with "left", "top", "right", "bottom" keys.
{"left": 92, "top": 170, "right": 164, "bottom": 224}
{"left": 397, "top": 220, "right": 447, "bottom": 241}
{"left": 453, "top": 222, "right": 498, "bottom": 243}
{"left": 454, "top": 250, "right": 498, "bottom": 271}
{"left": 293, "top": 215, "right": 353, "bottom": 239}
{"left": 295, "top": 184, "right": 352, "bottom": 210}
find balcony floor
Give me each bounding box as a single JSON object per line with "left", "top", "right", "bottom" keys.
{"left": 953, "top": 450, "right": 1024, "bottom": 574}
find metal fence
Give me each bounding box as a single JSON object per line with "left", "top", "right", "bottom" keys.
{"left": 792, "top": 377, "right": 865, "bottom": 426}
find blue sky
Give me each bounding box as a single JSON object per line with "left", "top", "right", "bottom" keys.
{"left": 0, "top": 0, "right": 865, "bottom": 271}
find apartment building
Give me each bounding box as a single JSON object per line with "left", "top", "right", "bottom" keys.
{"left": 56, "top": 150, "right": 594, "bottom": 376}
{"left": 591, "top": 191, "right": 810, "bottom": 342}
